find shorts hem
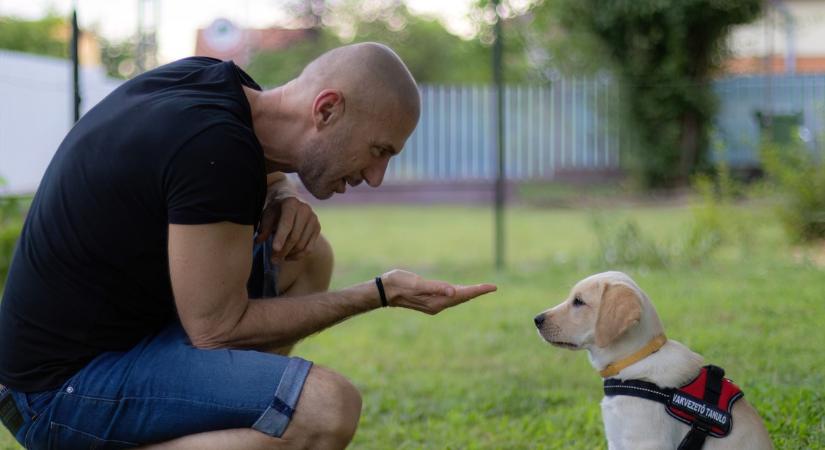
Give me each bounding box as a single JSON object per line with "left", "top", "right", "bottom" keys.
{"left": 251, "top": 357, "right": 313, "bottom": 437}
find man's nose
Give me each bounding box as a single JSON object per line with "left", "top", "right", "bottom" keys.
{"left": 363, "top": 158, "right": 390, "bottom": 187}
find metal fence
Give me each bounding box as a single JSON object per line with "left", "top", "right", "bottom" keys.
{"left": 3, "top": 55, "right": 824, "bottom": 192}
{"left": 713, "top": 74, "right": 825, "bottom": 167}
{"left": 386, "top": 74, "right": 825, "bottom": 182}
{"left": 386, "top": 79, "right": 621, "bottom": 182}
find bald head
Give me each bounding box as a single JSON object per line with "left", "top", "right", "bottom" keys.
{"left": 297, "top": 42, "right": 420, "bottom": 123}
{"left": 251, "top": 43, "right": 420, "bottom": 199}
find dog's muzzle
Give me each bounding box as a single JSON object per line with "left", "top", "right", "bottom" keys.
{"left": 533, "top": 314, "right": 545, "bottom": 328}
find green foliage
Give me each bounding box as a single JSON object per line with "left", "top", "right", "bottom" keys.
{"left": 687, "top": 155, "right": 755, "bottom": 258}
{"left": 762, "top": 140, "right": 825, "bottom": 242}
{"left": 341, "top": 11, "right": 494, "bottom": 84}
{"left": 591, "top": 216, "right": 674, "bottom": 269}
{"left": 0, "top": 178, "right": 25, "bottom": 286}
{"left": 0, "top": 14, "right": 68, "bottom": 58}
{"left": 246, "top": 2, "right": 530, "bottom": 87}
{"left": 529, "top": 0, "right": 762, "bottom": 187}
{"left": 591, "top": 160, "right": 757, "bottom": 269}
{"left": 246, "top": 29, "right": 341, "bottom": 87}
{"left": 99, "top": 37, "right": 137, "bottom": 79}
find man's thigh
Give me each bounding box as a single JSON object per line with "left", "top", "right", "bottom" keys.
{"left": 23, "top": 323, "right": 312, "bottom": 449}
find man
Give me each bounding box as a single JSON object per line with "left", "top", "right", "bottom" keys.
{"left": 0, "top": 42, "right": 496, "bottom": 449}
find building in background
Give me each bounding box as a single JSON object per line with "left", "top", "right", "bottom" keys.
{"left": 727, "top": 0, "right": 825, "bottom": 74}
{"left": 194, "top": 18, "right": 314, "bottom": 66}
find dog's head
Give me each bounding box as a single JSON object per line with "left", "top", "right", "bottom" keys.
{"left": 533, "top": 271, "right": 663, "bottom": 354}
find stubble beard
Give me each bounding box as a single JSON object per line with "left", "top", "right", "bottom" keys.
{"left": 297, "top": 134, "right": 339, "bottom": 200}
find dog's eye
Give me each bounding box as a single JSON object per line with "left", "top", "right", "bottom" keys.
{"left": 572, "top": 297, "right": 585, "bottom": 307}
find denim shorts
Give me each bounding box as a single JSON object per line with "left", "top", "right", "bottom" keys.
{"left": 7, "top": 237, "right": 312, "bottom": 449}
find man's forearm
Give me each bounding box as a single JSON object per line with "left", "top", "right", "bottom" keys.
{"left": 193, "top": 281, "right": 381, "bottom": 350}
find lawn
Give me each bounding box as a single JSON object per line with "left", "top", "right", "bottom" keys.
{"left": 1, "top": 203, "right": 823, "bottom": 449}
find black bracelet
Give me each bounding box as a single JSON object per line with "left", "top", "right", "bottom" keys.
{"left": 375, "top": 276, "right": 388, "bottom": 307}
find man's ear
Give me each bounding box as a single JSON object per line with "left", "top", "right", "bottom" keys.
{"left": 312, "top": 89, "right": 345, "bottom": 130}
{"left": 594, "top": 282, "right": 642, "bottom": 348}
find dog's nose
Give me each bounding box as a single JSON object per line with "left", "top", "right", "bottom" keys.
{"left": 534, "top": 314, "right": 545, "bottom": 328}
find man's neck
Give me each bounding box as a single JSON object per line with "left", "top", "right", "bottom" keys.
{"left": 244, "top": 85, "right": 304, "bottom": 173}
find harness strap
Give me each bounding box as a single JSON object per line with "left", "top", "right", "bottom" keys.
{"left": 677, "top": 365, "right": 726, "bottom": 450}
{"left": 603, "top": 379, "right": 672, "bottom": 406}
{"left": 605, "top": 365, "right": 740, "bottom": 450}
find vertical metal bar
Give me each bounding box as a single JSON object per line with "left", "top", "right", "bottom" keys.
{"left": 551, "top": 81, "right": 556, "bottom": 176}
{"left": 572, "top": 77, "right": 577, "bottom": 167}
{"left": 439, "top": 86, "right": 446, "bottom": 179}
{"left": 71, "top": 8, "right": 81, "bottom": 122}
{"left": 427, "top": 86, "right": 435, "bottom": 181}
{"left": 493, "top": 0, "right": 505, "bottom": 271}
{"left": 449, "top": 86, "right": 456, "bottom": 179}
{"left": 560, "top": 76, "right": 566, "bottom": 168}
{"left": 596, "top": 77, "right": 602, "bottom": 167}
{"left": 529, "top": 85, "right": 536, "bottom": 178}
{"left": 470, "top": 86, "right": 481, "bottom": 178}
{"left": 538, "top": 85, "right": 545, "bottom": 178}
{"left": 604, "top": 81, "right": 613, "bottom": 167}
{"left": 461, "top": 86, "right": 468, "bottom": 179}
{"left": 516, "top": 85, "right": 523, "bottom": 178}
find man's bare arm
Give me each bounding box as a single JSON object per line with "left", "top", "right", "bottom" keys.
{"left": 168, "top": 222, "right": 496, "bottom": 350}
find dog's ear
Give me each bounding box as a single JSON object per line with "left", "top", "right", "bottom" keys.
{"left": 594, "top": 282, "right": 642, "bottom": 348}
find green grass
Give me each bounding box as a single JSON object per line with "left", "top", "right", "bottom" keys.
{"left": 2, "top": 204, "right": 823, "bottom": 449}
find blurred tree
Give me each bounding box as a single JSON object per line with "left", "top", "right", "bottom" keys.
{"left": 0, "top": 14, "right": 68, "bottom": 58}
{"left": 245, "top": 29, "right": 339, "bottom": 87}
{"left": 99, "top": 37, "right": 138, "bottom": 79}
{"left": 289, "top": 0, "right": 329, "bottom": 28}
{"left": 529, "top": 0, "right": 762, "bottom": 187}
{"left": 246, "top": 0, "right": 531, "bottom": 87}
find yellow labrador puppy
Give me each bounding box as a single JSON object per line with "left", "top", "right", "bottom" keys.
{"left": 534, "top": 271, "right": 772, "bottom": 450}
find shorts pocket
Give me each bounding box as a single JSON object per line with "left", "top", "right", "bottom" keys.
{"left": 49, "top": 422, "right": 139, "bottom": 450}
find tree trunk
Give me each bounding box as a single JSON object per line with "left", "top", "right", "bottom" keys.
{"left": 677, "top": 110, "right": 701, "bottom": 186}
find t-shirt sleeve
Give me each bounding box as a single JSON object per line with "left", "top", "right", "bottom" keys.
{"left": 165, "top": 124, "right": 264, "bottom": 225}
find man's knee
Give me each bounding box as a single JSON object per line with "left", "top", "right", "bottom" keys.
{"left": 286, "top": 365, "right": 361, "bottom": 447}
{"left": 277, "top": 234, "right": 334, "bottom": 295}
{"left": 309, "top": 234, "right": 334, "bottom": 286}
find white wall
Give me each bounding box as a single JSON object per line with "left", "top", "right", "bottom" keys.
{"left": 729, "top": 0, "right": 825, "bottom": 59}
{"left": 0, "top": 50, "right": 122, "bottom": 194}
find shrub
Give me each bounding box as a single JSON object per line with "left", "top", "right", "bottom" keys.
{"left": 590, "top": 216, "right": 673, "bottom": 269}
{"left": 591, "top": 159, "right": 755, "bottom": 269}
{"left": 761, "top": 140, "right": 825, "bottom": 242}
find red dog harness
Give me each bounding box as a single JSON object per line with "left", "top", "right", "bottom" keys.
{"left": 603, "top": 365, "right": 744, "bottom": 450}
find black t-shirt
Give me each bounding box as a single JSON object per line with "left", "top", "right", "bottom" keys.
{"left": 0, "top": 57, "right": 267, "bottom": 392}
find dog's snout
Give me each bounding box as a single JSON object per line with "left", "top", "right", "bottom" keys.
{"left": 534, "top": 314, "right": 546, "bottom": 328}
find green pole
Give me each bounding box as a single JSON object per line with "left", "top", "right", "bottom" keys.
{"left": 492, "top": 0, "right": 505, "bottom": 271}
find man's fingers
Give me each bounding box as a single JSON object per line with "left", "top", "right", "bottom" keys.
{"left": 288, "top": 220, "right": 318, "bottom": 258}
{"left": 272, "top": 205, "right": 296, "bottom": 253}
{"left": 255, "top": 209, "right": 279, "bottom": 244}
{"left": 453, "top": 283, "right": 498, "bottom": 300}
{"left": 284, "top": 209, "right": 313, "bottom": 256}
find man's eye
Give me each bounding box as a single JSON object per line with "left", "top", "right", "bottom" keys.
{"left": 370, "top": 147, "right": 382, "bottom": 157}
{"left": 572, "top": 297, "right": 585, "bottom": 307}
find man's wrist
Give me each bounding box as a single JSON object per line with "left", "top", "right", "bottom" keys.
{"left": 375, "top": 276, "right": 388, "bottom": 307}
{"left": 266, "top": 173, "right": 300, "bottom": 201}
